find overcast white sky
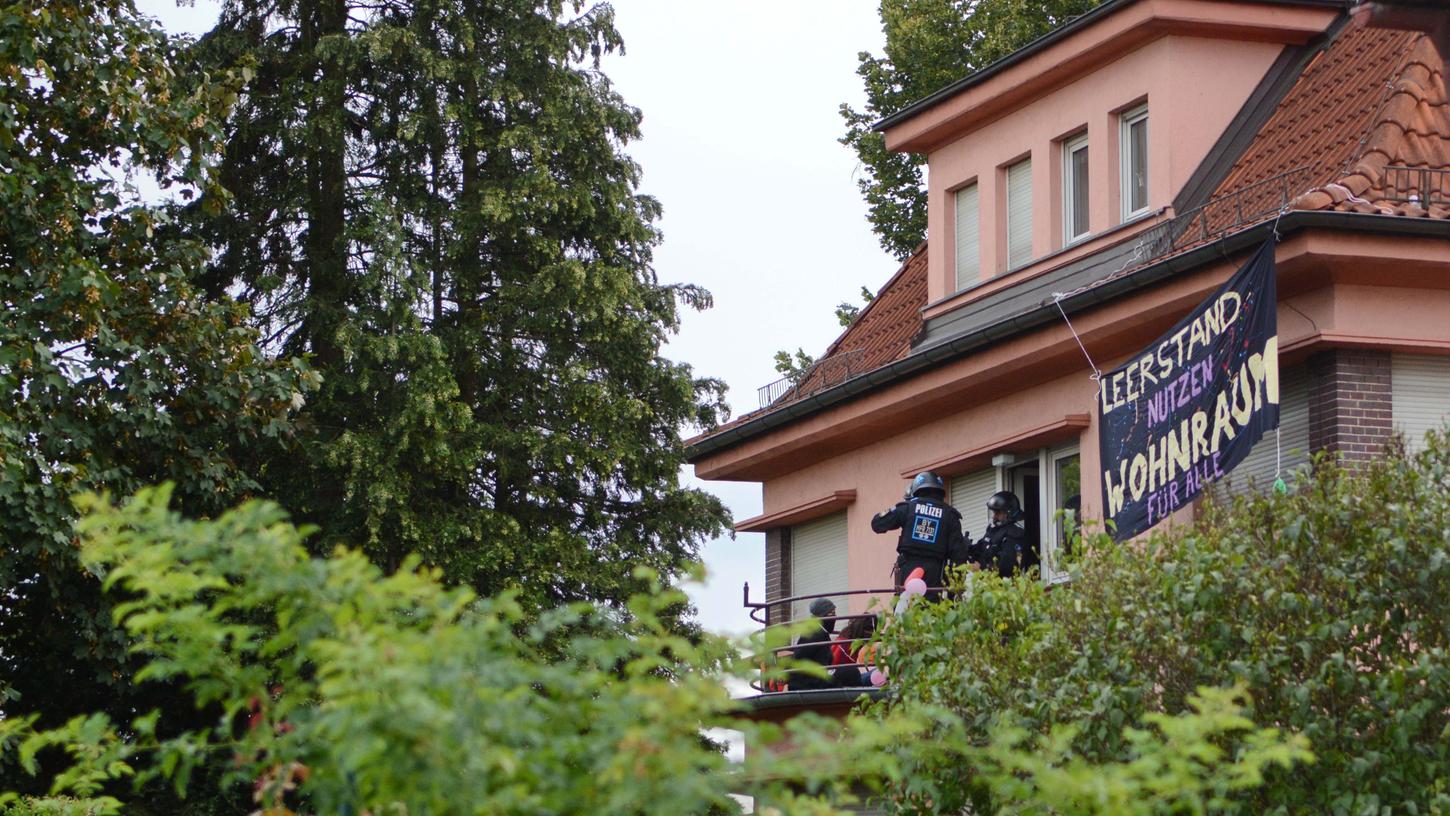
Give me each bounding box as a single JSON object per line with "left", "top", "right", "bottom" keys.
{"left": 135, "top": 0, "right": 897, "bottom": 635}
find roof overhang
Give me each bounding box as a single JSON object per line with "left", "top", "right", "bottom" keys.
{"left": 876, "top": 0, "right": 1345, "bottom": 154}
{"left": 734, "top": 490, "right": 857, "bottom": 533}
{"left": 686, "top": 213, "right": 1450, "bottom": 479}
{"left": 897, "top": 416, "right": 1092, "bottom": 479}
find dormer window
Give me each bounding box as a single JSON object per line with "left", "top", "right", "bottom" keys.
{"left": 1120, "top": 104, "right": 1149, "bottom": 219}
{"left": 1062, "top": 133, "right": 1090, "bottom": 244}
{"left": 1006, "top": 157, "right": 1033, "bottom": 270}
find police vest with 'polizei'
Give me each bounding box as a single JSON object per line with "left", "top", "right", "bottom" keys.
{"left": 905, "top": 501, "right": 944, "bottom": 555}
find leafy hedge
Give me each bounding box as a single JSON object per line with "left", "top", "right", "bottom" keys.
{"left": 871, "top": 430, "right": 1450, "bottom": 814}
{"left": 8, "top": 433, "right": 1447, "bottom": 813}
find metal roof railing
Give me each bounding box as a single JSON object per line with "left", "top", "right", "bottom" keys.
{"left": 756, "top": 349, "right": 866, "bottom": 410}
{"left": 1141, "top": 166, "right": 1313, "bottom": 261}
{"left": 1382, "top": 166, "right": 1450, "bottom": 207}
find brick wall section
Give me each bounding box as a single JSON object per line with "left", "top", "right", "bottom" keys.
{"left": 1308, "top": 349, "right": 1394, "bottom": 464}
{"left": 765, "top": 527, "right": 792, "bottom": 625}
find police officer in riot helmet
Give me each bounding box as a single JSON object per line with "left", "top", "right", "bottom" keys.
{"left": 970, "top": 491, "right": 1030, "bottom": 578}
{"left": 871, "top": 471, "right": 969, "bottom": 599}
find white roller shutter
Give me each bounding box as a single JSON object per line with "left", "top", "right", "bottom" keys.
{"left": 1393, "top": 354, "right": 1450, "bottom": 453}
{"left": 791, "top": 511, "right": 849, "bottom": 620}
{"left": 1220, "top": 364, "right": 1310, "bottom": 495}
{"left": 955, "top": 183, "right": 980, "bottom": 291}
{"left": 1006, "top": 159, "right": 1033, "bottom": 270}
{"left": 950, "top": 468, "right": 998, "bottom": 544}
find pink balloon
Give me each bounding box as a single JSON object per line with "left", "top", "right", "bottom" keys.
{"left": 870, "top": 669, "right": 886, "bottom": 687}
{"left": 903, "top": 577, "right": 927, "bottom": 596}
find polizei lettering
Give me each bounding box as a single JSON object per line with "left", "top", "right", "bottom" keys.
{"left": 913, "top": 502, "right": 944, "bottom": 519}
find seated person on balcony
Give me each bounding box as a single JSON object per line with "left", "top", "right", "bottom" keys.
{"left": 971, "top": 491, "right": 1029, "bottom": 578}
{"left": 871, "top": 471, "right": 968, "bottom": 600}
{"left": 830, "top": 613, "right": 878, "bottom": 687}
{"left": 787, "top": 597, "right": 838, "bottom": 691}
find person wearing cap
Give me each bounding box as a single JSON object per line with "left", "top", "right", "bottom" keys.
{"left": 786, "top": 597, "right": 839, "bottom": 691}
{"left": 871, "top": 471, "right": 969, "bottom": 600}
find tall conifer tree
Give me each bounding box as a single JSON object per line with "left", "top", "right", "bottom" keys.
{"left": 193, "top": 0, "right": 730, "bottom": 608}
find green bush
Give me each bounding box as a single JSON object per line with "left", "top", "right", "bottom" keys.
{"left": 0, "top": 487, "right": 769, "bottom": 815}
{"left": 14, "top": 436, "right": 1435, "bottom": 814}
{"left": 869, "top": 429, "right": 1450, "bottom": 814}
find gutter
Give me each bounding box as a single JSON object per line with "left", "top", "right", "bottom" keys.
{"left": 687, "top": 211, "right": 1450, "bottom": 461}
{"left": 872, "top": 0, "right": 1352, "bottom": 134}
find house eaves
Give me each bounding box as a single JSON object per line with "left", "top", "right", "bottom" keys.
{"left": 685, "top": 212, "right": 1450, "bottom": 463}
{"left": 872, "top": 0, "right": 1351, "bottom": 144}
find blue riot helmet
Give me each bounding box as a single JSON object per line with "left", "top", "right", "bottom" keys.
{"left": 986, "top": 491, "right": 1023, "bottom": 523}
{"left": 909, "top": 471, "right": 945, "bottom": 499}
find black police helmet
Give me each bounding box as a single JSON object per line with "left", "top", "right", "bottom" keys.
{"left": 986, "top": 490, "right": 1023, "bottom": 521}
{"left": 908, "top": 471, "right": 945, "bottom": 498}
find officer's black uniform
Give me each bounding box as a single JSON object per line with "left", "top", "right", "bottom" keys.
{"left": 971, "top": 518, "right": 1027, "bottom": 578}
{"left": 871, "top": 494, "right": 968, "bottom": 599}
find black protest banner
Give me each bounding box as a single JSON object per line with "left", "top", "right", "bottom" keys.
{"left": 1098, "top": 240, "right": 1279, "bottom": 540}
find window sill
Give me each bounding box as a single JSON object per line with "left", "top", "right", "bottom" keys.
{"left": 924, "top": 207, "right": 1167, "bottom": 321}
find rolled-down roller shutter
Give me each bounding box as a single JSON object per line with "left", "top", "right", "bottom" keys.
{"left": 1219, "top": 364, "right": 1309, "bottom": 495}
{"left": 791, "top": 511, "right": 848, "bottom": 620}
{"left": 950, "top": 468, "right": 999, "bottom": 545}
{"left": 1393, "top": 354, "right": 1450, "bottom": 453}
{"left": 955, "top": 183, "right": 980, "bottom": 291}
{"left": 1006, "top": 159, "right": 1033, "bottom": 270}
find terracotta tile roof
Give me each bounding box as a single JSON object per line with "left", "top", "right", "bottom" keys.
{"left": 690, "top": 244, "right": 928, "bottom": 442}
{"left": 1215, "top": 25, "right": 1450, "bottom": 218}
{"left": 787, "top": 242, "right": 929, "bottom": 400}
{"left": 1293, "top": 29, "right": 1450, "bottom": 217}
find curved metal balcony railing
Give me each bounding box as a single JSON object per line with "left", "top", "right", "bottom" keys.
{"left": 741, "top": 582, "right": 945, "bottom": 694}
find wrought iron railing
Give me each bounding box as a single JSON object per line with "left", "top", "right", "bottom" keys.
{"left": 755, "top": 348, "right": 866, "bottom": 410}
{"left": 1382, "top": 165, "right": 1450, "bottom": 207}
{"left": 756, "top": 377, "right": 794, "bottom": 409}
{"left": 742, "top": 582, "right": 906, "bottom": 693}
{"left": 1139, "top": 166, "right": 1313, "bottom": 261}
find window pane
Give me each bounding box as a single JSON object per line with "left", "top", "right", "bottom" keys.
{"left": 1056, "top": 455, "right": 1081, "bottom": 517}
{"left": 1129, "top": 116, "right": 1148, "bottom": 212}
{"left": 1052, "top": 454, "right": 1082, "bottom": 579}
{"left": 1070, "top": 145, "right": 1089, "bottom": 238}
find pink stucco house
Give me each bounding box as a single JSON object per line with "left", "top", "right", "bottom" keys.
{"left": 687, "top": 0, "right": 1450, "bottom": 713}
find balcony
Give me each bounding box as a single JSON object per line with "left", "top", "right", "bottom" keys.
{"left": 732, "top": 582, "right": 921, "bottom": 723}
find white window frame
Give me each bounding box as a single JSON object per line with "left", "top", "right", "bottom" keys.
{"left": 1005, "top": 158, "right": 1034, "bottom": 270}
{"left": 986, "top": 446, "right": 1078, "bottom": 586}
{"left": 1120, "top": 104, "right": 1150, "bottom": 221}
{"left": 1041, "top": 444, "right": 1081, "bottom": 585}
{"left": 954, "top": 182, "right": 980, "bottom": 291}
{"left": 1062, "top": 132, "right": 1090, "bottom": 245}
